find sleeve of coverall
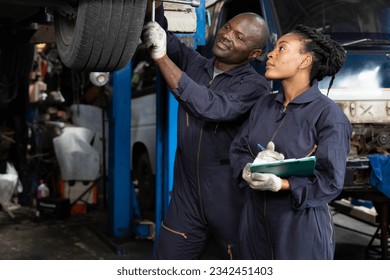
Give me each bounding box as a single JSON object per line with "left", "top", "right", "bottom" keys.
{"left": 173, "top": 73, "right": 269, "bottom": 121}
{"left": 287, "top": 106, "right": 352, "bottom": 211}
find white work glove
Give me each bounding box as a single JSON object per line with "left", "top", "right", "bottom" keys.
{"left": 253, "top": 141, "right": 284, "bottom": 164}
{"left": 242, "top": 163, "right": 282, "bottom": 192}
{"left": 141, "top": 21, "right": 167, "bottom": 60}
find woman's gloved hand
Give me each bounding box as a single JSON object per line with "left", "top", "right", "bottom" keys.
{"left": 242, "top": 163, "right": 282, "bottom": 192}
{"left": 253, "top": 141, "right": 284, "bottom": 164}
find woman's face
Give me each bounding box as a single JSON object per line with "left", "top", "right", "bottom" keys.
{"left": 265, "top": 33, "right": 308, "bottom": 80}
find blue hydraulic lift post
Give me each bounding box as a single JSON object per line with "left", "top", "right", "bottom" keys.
{"left": 195, "top": 0, "right": 206, "bottom": 47}
{"left": 108, "top": 63, "right": 132, "bottom": 237}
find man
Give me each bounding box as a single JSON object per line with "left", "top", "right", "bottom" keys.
{"left": 142, "top": 0, "right": 270, "bottom": 259}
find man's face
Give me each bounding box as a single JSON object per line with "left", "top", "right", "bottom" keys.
{"left": 212, "top": 15, "right": 258, "bottom": 65}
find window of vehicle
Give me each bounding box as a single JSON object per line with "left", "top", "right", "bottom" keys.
{"left": 272, "top": 0, "right": 390, "bottom": 44}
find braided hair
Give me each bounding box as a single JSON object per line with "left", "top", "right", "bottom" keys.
{"left": 291, "top": 24, "right": 346, "bottom": 95}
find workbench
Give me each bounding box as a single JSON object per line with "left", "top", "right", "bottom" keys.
{"left": 339, "top": 156, "right": 390, "bottom": 259}
{"left": 340, "top": 186, "right": 390, "bottom": 259}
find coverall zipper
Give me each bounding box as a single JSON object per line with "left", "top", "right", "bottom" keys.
{"left": 214, "top": 123, "right": 219, "bottom": 133}
{"left": 194, "top": 74, "right": 217, "bottom": 224}
{"left": 248, "top": 143, "right": 257, "bottom": 159}
{"left": 247, "top": 107, "right": 287, "bottom": 158}
{"left": 227, "top": 244, "right": 233, "bottom": 260}
{"left": 218, "top": 239, "right": 234, "bottom": 259}
{"left": 270, "top": 106, "right": 287, "bottom": 143}
{"left": 327, "top": 205, "right": 333, "bottom": 245}
{"left": 197, "top": 126, "right": 208, "bottom": 224}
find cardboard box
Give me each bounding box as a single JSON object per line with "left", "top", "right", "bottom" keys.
{"left": 59, "top": 180, "right": 97, "bottom": 215}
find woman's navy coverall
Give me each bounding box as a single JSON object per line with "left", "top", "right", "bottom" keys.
{"left": 230, "top": 81, "right": 352, "bottom": 259}
{"left": 151, "top": 6, "right": 270, "bottom": 259}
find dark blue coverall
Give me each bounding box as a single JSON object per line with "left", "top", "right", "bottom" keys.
{"left": 150, "top": 6, "right": 270, "bottom": 259}
{"left": 230, "top": 81, "right": 352, "bottom": 259}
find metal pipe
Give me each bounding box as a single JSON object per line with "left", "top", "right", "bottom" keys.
{"left": 152, "top": 0, "right": 156, "bottom": 21}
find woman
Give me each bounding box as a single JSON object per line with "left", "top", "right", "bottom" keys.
{"left": 230, "top": 25, "right": 352, "bottom": 259}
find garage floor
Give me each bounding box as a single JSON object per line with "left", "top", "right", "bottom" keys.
{"left": 0, "top": 203, "right": 385, "bottom": 260}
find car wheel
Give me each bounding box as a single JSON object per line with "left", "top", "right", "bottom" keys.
{"left": 54, "top": 0, "right": 147, "bottom": 72}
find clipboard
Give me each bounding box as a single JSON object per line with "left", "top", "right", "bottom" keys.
{"left": 249, "top": 156, "right": 316, "bottom": 177}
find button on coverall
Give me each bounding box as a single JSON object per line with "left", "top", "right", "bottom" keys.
{"left": 230, "top": 81, "right": 352, "bottom": 259}
{"left": 151, "top": 6, "right": 270, "bottom": 259}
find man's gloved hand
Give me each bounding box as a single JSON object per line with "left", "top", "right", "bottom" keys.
{"left": 242, "top": 163, "right": 282, "bottom": 192}
{"left": 253, "top": 141, "right": 284, "bottom": 164}
{"left": 141, "top": 21, "right": 166, "bottom": 60}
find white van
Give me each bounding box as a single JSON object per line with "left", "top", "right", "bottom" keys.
{"left": 130, "top": 57, "right": 157, "bottom": 220}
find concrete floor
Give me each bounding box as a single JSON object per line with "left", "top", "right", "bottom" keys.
{"left": 0, "top": 205, "right": 155, "bottom": 260}
{"left": 0, "top": 203, "right": 387, "bottom": 260}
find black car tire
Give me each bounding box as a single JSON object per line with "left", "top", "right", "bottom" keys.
{"left": 54, "top": 0, "right": 147, "bottom": 72}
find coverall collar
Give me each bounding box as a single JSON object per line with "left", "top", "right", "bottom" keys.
{"left": 205, "top": 58, "right": 253, "bottom": 78}
{"left": 275, "top": 80, "right": 321, "bottom": 106}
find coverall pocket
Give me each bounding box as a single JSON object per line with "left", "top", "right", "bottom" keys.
{"left": 162, "top": 221, "right": 188, "bottom": 239}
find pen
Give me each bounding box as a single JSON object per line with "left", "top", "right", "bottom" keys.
{"left": 257, "top": 143, "right": 265, "bottom": 151}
